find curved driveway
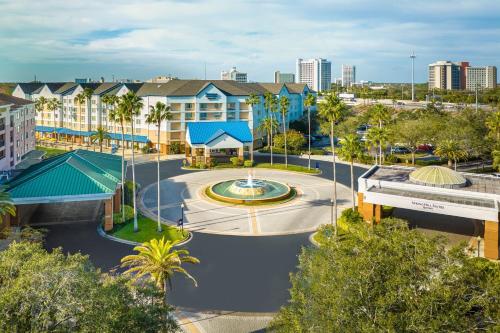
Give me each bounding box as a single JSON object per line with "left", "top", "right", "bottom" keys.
{"left": 44, "top": 154, "right": 367, "bottom": 312}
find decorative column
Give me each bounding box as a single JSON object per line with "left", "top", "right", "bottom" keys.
{"left": 484, "top": 220, "right": 499, "bottom": 260}
{"left": 357, "top": 192, "right": 364, "bottom": 211}
{"left": 238, "top": 147, "right": 244, "bottom": 161}
{"left": 104, "top": 198, "right": 114, "bottom": 232}
{"left": 360, "top": 201, "right": 381, "bottom": 224}
{"left": 113, "top": 188, "right": 121, "bottom": 213}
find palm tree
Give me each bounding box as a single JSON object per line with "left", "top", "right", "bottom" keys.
{"left": 119, "top": 91, "right": 144, "bottom": 232}
{"left": 145, "top": 102, "right": 172, "bottom": 233}
{"left": 338, "top": 134, "right": 363, "bottom": 210}
{"left": 318, "top": 93, "right": 348, "bottom": 233}
{"left": 0, "top": 186, "right": 16, "bottom": 217}
{"left": 35, "top": 96, "right": 48, "bottom": 126}
{"left": 46, "top": 98, "right": 62, "bottom": 141}
{"left": 109, "top": 103, "right": 128, "bottom": 223}
{"left": 369, "top": 103, "right": 391, "bottom": 163}
{"left": 90, "top": 126, "right": 111, "bottom": 152}
{"left": 74, "top": 93, "right": 85, "bottom": 145}
{"left": 434, "top": 139, "right": 468, "bottom": 170}
{"left": 258, "top": 117, "right": 278, "bottom": 149}
{"left": 264, "top": 92, "right": 278, "bottom": 165}
{"left": 486, "top": 110, "right": 500, "bottom": 143}
{"left": 104, "top": 94, "right": 119, "bottom": 144}
{"left": 366, "top": 127, "right": 389, "bottom": 165}
{"left": 82, "top": 88, "right": 94, "bottom": 147}
{"left": 245, "top": 94, "right": 260, "bottom": 163}
{"left": 304, "top": 94, "right": 317, "bottom": 170}
{"left": 279, "top": 96, "right": 290, "bottom": 167}
{"left": 121, "top": 238, "right": 200, "bottom": 304}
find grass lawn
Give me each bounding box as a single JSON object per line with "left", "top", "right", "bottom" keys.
{"left": 393, "top": 152, "right": 427, "bottom": 161}
{"left": 36, "top": 146, "right": 67, "bottom": 158}
{"left": 254, "top": 163, "right": 320, "bottom": 174}
{"left": 111, "top": 215, "right": 189, "bottom": 244}
{"left": 312, "top": 226, "right": 347, "bottom": 245}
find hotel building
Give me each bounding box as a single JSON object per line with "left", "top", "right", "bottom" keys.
{"left": 220, "top": 67, "right": 248, "bottom": 83}
{"left": 274, "top": 71, "right": 295, "bottom": 84}
{"left": 466, "top": 66, "right": 497, "bottom": 90}
{"left": 341, "top": 64, "right": 356, "bottom": 88}
{"left": 13, "top": 80, "right": 315, "bottom": 154}
{"left": 0, "top": 94, "right": 36, "bottom": 171}
{"left": 296, "top": 58, "right": 331, "bottom": 92}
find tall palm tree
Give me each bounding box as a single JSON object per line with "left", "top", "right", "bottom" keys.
{"left": 74, "top": 93, "right": 85, "bottom": 145}
{"left": 90, "top": 126, "right": 111, "bottom": 152}
{"left": 338, "top": 134, "right": 363, "bottom": 210}
{"left": 104, "top": 94, "right": 119, "bottom": 144}
{"left": 35, "top": 96, "right": 48, "bottom": 128}
{"left": 258, "top": 117, "right": 278, "bottom": 149}
{"left": 264, "top": 92, "right": 278, "bottom": 165}
{"left": 121, "top": 238, "right": 200, "bottom": 304}
{"left": 318, "top": 93, "right": 348, "bottom": 233}
{"left": 245, "top": 94, "right": 260, "bottom": 162}
{"left": 366, "top": 127, "right": 389, "bottom": 165}
{"left": 0, "top": 186, "right": 16, "bottom": 217}
{"left": 486, "top": 110, "right": 500, "bottom": 143}
{"left": 119, "top": 91, "right": 143, "bottom": 232}
{"left": 434, "top": 139, "right": 468, "bottom": 170}
{"left": 146, "top": 102, "right": 172, "bottom": 233}
{"left": 369, "top": 103, "right": 391, "bottom": 163}
{"left": 82, "top": 88, "right": 94, "bottom": 147}
{"left": 46, "top": 98, "right": 62, "bottom": 141}
{"left": 279, "top": 96, "right": 290, "bottom": 167}
{"left": 304, "top": 94, "right": 317, "bottom": 170}
{"left": 109, "top": 103, "right": 128, "bottom": 223}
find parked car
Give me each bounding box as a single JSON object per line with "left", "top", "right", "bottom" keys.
{"left": 417, "top": 144, "right": 433, "bottom": 152}
{"left": 391, "top": 146, "right": 410, "bottom": 154}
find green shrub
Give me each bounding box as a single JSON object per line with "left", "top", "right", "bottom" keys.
{"left": 113, "top": 205, "right": 134, "bottom": 224}
{"left": 415, "top": 158, "right": 445, "bottom": 166}
{"left": 197, "top": 162, "right": 207, "bottom": 169}
{"left": 244, "top": 160, "right": 254, "bottom": 167}
{"left": 230, "top": 156, "right": 241, "bottom": 166}
{"left": 309, "top": 149, "right": 326, "bottom": 155}
{"left": 169, "top": 142, "right": 182, "bottom": 154}
{"left": 273, "top": 130, "right": 306, "bottom": 151}
{"left": 385, "top": 154, "right": 400, "bottom": 164}
{"left": 356, "top": 154, "right": 374, "bottom": 165}
{"left": 123, "top": 181, "right": 140, "bottom": 205}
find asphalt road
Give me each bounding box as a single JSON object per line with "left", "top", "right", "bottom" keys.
{"left": 43, "top": 155, "right": 368, "bottom": 312}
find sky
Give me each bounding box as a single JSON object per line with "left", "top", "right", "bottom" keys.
{"left": 1, "top": 0, "right": 499, "bottom": 83}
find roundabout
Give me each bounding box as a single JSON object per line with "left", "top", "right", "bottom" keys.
{"left": 139, "top": 168, "right": 353, "bottom": 236}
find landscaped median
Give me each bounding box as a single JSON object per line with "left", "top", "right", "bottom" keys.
{"left": 105, "top": 205, "right": 190, "bottom": 245}
{"left": 185, "top": 161, "right": 321, "bottom": 174}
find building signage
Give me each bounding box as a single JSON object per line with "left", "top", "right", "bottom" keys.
{"left": 410, "top": 200, "right": 445, "bottom": 211}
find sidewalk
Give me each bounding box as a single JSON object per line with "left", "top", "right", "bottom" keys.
{"left": 176, "top": 310, "right": 273, "bottom": 333}
{"left": 253, "top": 151, "right": 369, "bottom": 168}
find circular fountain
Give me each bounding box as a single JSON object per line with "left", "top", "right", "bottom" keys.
{"left": 207, "top": 173, "right": 294, "bottom": 205}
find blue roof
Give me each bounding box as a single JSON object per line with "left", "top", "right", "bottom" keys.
{"left": 187, "top": 121, "right": 253, "bottom": 144}
{"left": 36, "top": 126, "right": 149, "bottom": 143}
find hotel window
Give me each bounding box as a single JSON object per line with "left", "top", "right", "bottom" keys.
{"left": 227, "top": 103, "right": 236, "bottom": 110}
{"left": 185, "top": 113, "right": 194, "bottom": 121}
{"left": 200, "top": 113, "right": 207, "bottom": 120}
{"left": 185, "top": 103, "right": 194, "bottom": 111}
{"left": 227, "top": 112, "right": 236, "bottom": 120}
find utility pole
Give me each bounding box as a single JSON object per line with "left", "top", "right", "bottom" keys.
{"left": 410, "top": 51, "right": 416, "bottom": 102}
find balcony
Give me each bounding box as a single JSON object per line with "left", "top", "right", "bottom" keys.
{"left": 170, "top": 103, "right": 182, "bottom": 112}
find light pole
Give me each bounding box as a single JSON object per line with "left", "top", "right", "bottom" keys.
{"left": 410, "top": 52, "right": 416, "bottom": 102}
{"left": 477, "top": 236, "right": 481, "bottom": 257}
{"left": 179, "top": 203, "right": 185, "bottom": 235}
{"left": 475, "top": 83, "right": 479, "bottom": 112}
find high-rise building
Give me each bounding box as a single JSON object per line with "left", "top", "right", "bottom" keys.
{"left": 428, "top": 61, "right": 461, "bottom": 90}
{"left": 274, "top": 71, "right": 295, "bottom": 84}
{"left": 341, "top": 65, "right": 356, "bottom": 87}
{"left": 466, "top": 66, "right": 497, "bottom": 90}
{"left": 457, "top": 62, "right": 470, "bottom": 90}
{"left": 295, "top": 58, "right": 331, "bottom": 92}
{"left": 221, "top": 67, "right": 247, "bottom": 83}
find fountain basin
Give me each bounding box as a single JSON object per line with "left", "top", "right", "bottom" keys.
{"left": 207, "top": 178, "right": 294, "bottom": 205}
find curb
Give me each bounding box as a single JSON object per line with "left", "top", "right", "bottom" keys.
{"left": 309, "top": 232, "right": 320, "bottom": 247}
{"left": 97, "top": 223, "right": 193, "bottom": 247}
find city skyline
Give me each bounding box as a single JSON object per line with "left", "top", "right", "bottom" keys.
{"left": 1, "top": 0, "right": 499, "bottom": 83}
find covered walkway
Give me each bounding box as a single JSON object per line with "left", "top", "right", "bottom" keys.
{"left": 36, "top": 126, "right": 149, "bottom": 145}
{"left": 2, "top": 150, "right": 125, "bottom": 232}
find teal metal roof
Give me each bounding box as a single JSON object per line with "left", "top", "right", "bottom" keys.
{"left": 187, "top": 121, "right": 253, "bottom": 144}
{"left": 7, "top": 150, "right": 125, "bottom": 203}
{"left": 35, "top": 126, "right": 149, "bottom": 143}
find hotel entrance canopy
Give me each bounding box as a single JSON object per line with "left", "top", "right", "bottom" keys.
{"left": 357, "top": 165, "right": 500, "bottom": 259}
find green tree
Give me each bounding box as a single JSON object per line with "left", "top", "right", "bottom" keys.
{"left": 270, "top": 217, "right": 500, "bottom": 332}
{"left": 264, "top": 92, "right": 278, "bottom": 164}
{"left": 119, "top": 91, "right": 143, "bottom": 232}
{"left": 318, "top": 92, "right": 348, "bottom": 232}
{"left": 0, "top": 241, "right": 179, "bottom": 332}
{"left": 338, "top": 134, "right": 363, "bottom": 209}
{"left": 121, "top": 237, "right": 200, "bottom": 304}
{"left": 279, "top": 96, "right": 290, "bottom": 167}
{"left": 82, "top": 87, "right": 94, "bottom": 147}
{"left": 245, "top": 93, "right": 260, "bottom": 162}
{"left": 102, "top": 94, "right": 119, "bottom": 136}
{"left": 0, "top": 186, "right": 15, "bottom": 217}
{"left": 368, "top": 103, "right": 391, "bottom": 163}
{"left": 273, "top": 129, "right": 305, "bottom": 153}
{"left": 394, "top": 119, "right": 427, "bottom": 165}
{"left": 435, "top": 138, "right": 468, "bottom": 170}
{"left": 258, "top": 116, "right": 278, "bottom": 149}
{"left": 35, "top": 96, "right": 48, "bottom": 126}
{"left": 486, "top": 110, "right": 500, "bottom": 143}
{"left": 145, "top": 101, "right": 172, "bottom": 232}
{"left": 46, "top": 98, "right": 62, "bottom": 141}
{"left": 90, "top": 126, "right": 111, "bottom": 152}
{"left": 366, "top": 127, "right": 389, "bottom": 165}
{"left": 304, "top": 94, "right": 317, "bottom": 169}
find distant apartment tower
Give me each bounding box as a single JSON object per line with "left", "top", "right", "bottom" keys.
{"left": 221, "top": 67, "right": 247, "bottom": 83}
{"left": 296, "top": 58, "right": 331, "bottom": 92}
{"left": 341, "top": 64, "right": 356, "bottom": 87}
{"left": 274, "top": 71, "right": 295, "bottom": 84}
{"left": 466, "top": 66, "right": 497, "bottom": 90}
{"left": 428, "top": 61, "right": 461, "bottom": 90}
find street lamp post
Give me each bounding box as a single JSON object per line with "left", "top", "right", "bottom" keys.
{"left": 179, "top": 203, "right": 185, "bottom": 234}
{"left": 410, "top": 52, "right": 416, "bottom": 102}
